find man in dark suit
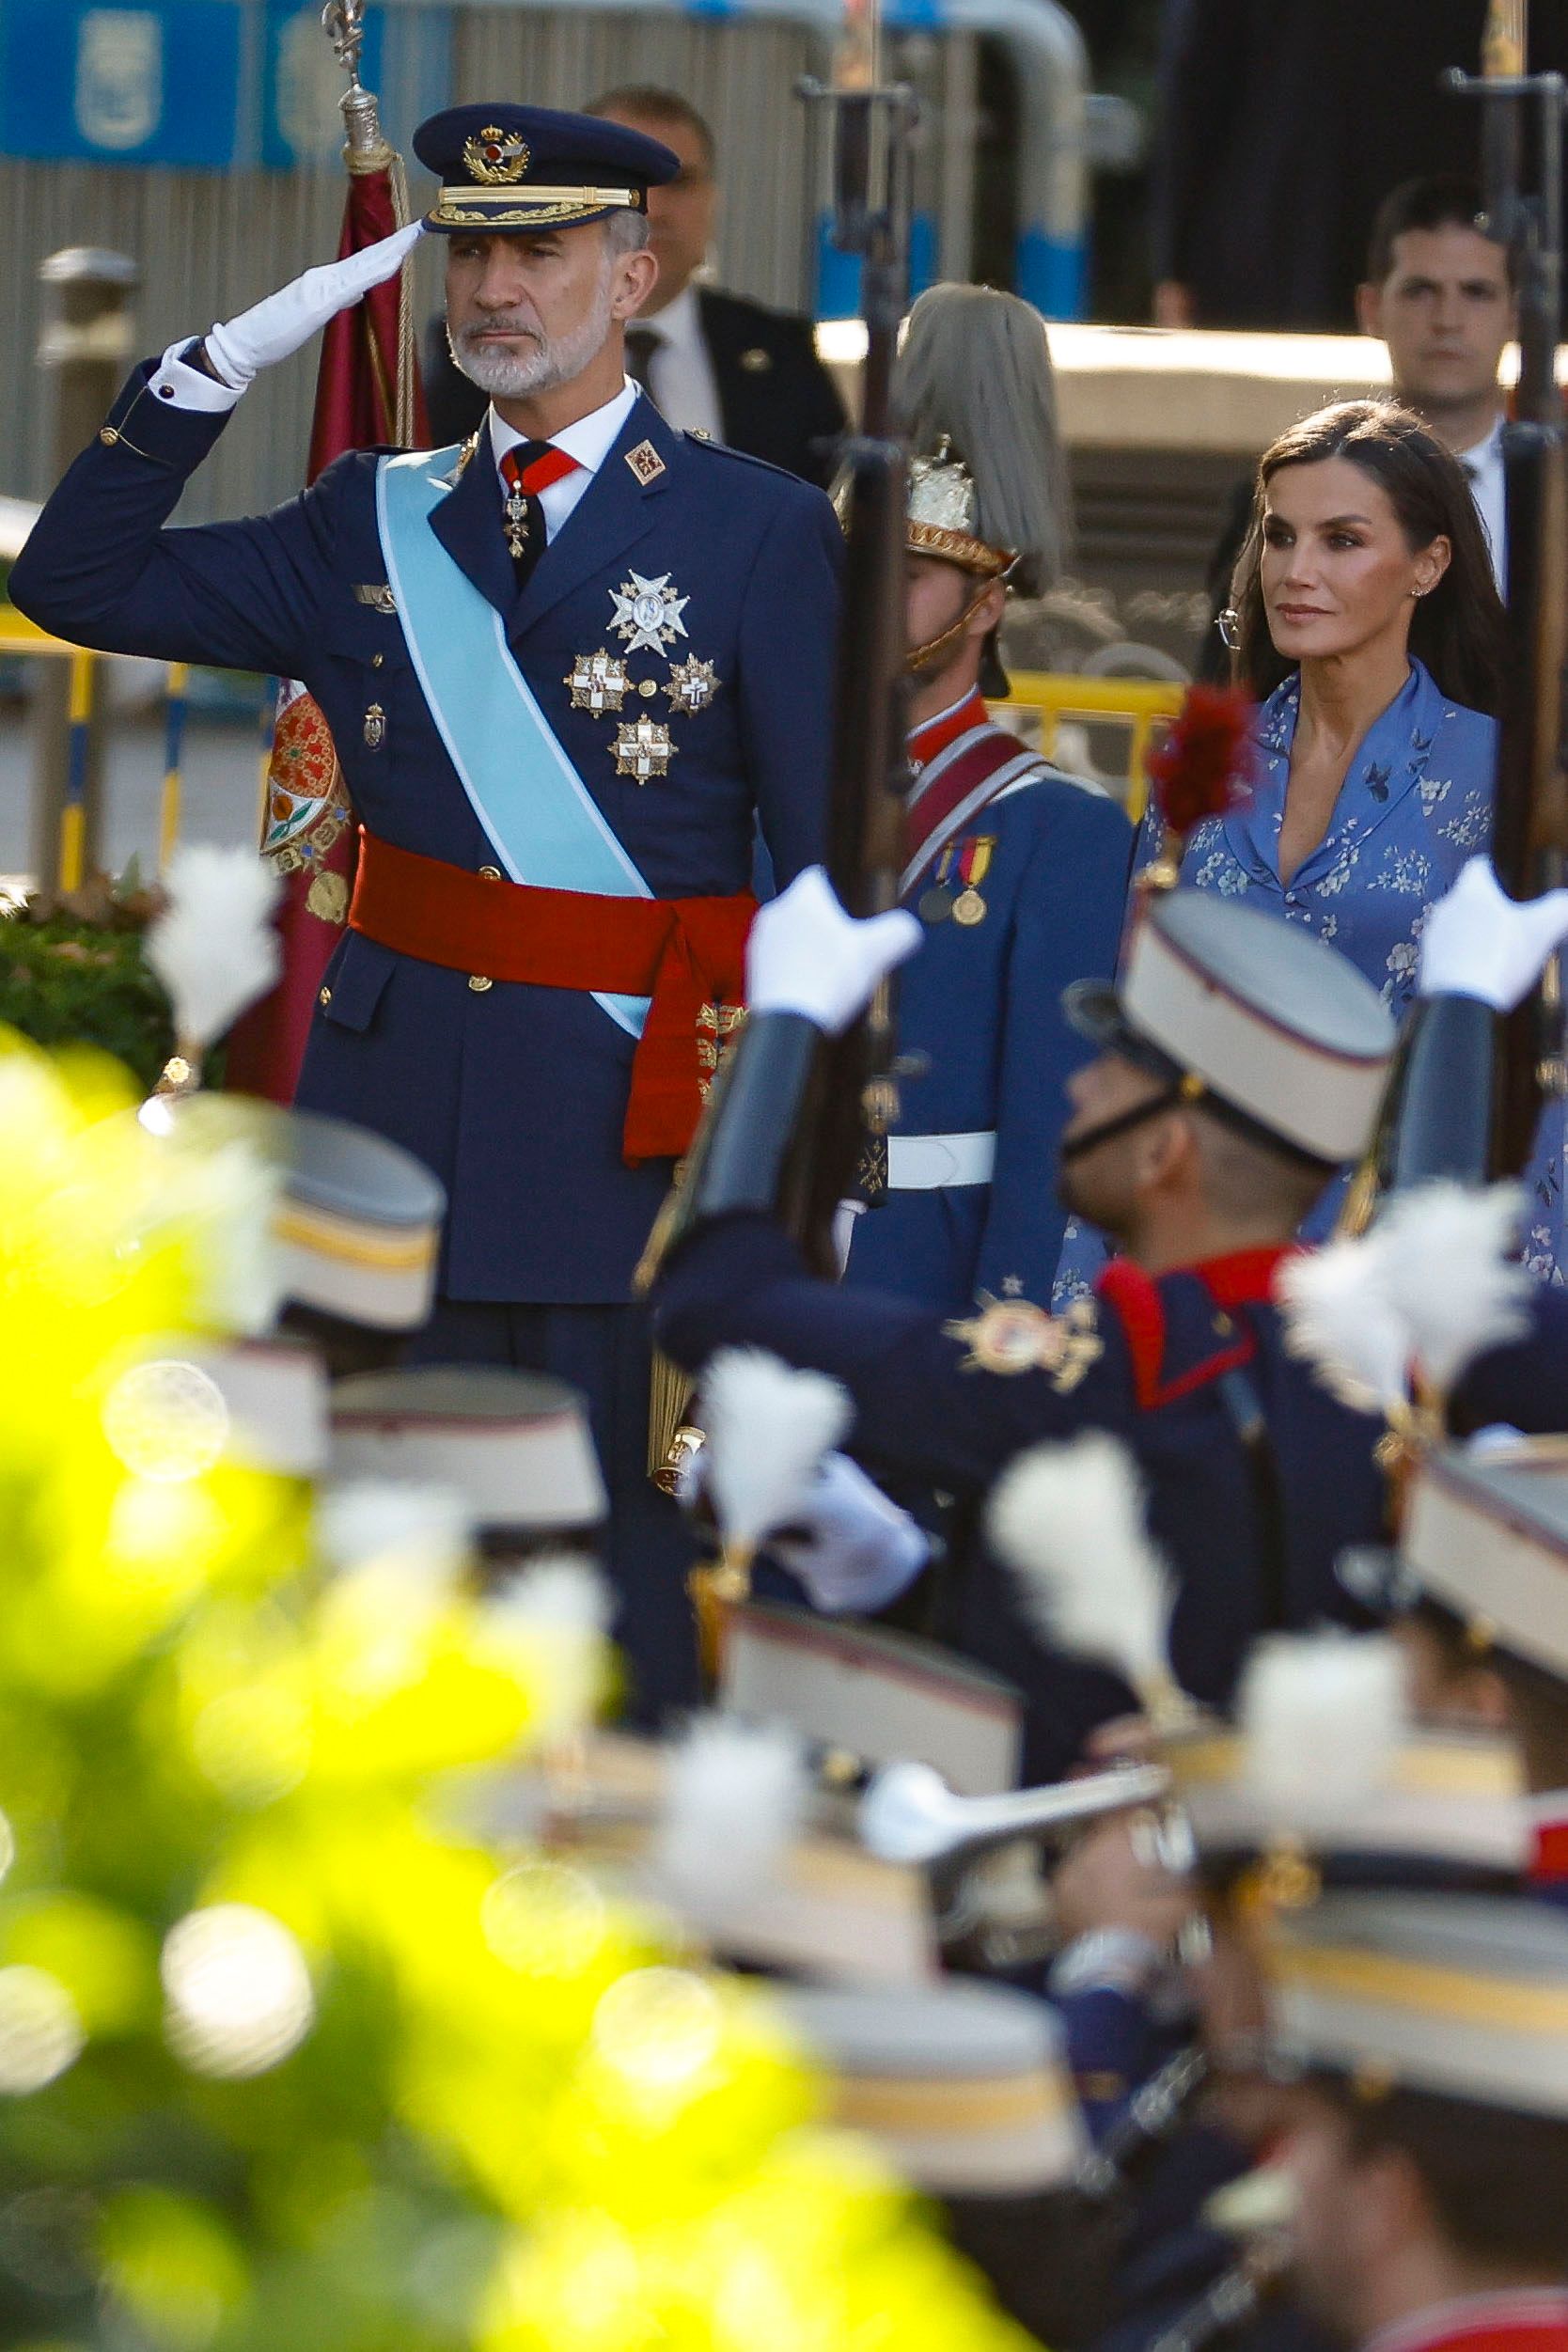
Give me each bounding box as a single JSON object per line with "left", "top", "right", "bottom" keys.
{"left": 424, "top": 86, "right": 847, "bottom": 489}
{"left": 12, "top": 102, "right": 842, "bottom": 1719}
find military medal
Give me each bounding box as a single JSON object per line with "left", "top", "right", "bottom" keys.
{"left": 503, "top": 484, "right": 531, "bottom": 561}
{"left": 944, "top": 1294, "right": 1103, "bottom": 1391}
{"left": 565, "top": 649, "right": 631, "bottom": 713}
{"left": 665, "top": 656, "right": 719, "bottom": 715}
{"left": 917, "top": 886, "right": 952, "bottom": 924}
{"left": 613, "top": 714, "right": 676, "bottom": 783}
{"left": 363, "top": 702, "right": 386, "bottom": 750}
{"left": 950, "top": 834, "right": 995, "bottom": 926}
{"left": 610, "top": 571, "right": 689, "bottom": 654}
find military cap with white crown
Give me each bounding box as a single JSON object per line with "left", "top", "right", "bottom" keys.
{"left": 1268, "top": 1890, "right": 1568, "bottom": 2119}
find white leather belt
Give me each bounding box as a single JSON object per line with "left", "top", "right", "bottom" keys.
{"left": 886, "top": 1130, "right": 997, "bottom": 1189}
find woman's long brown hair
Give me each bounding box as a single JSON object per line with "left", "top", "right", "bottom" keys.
{"left": 1228, "top": 399, "right": 1506, "bottom": 716}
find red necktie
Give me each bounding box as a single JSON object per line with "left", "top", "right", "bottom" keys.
{"left": 498, "top": 441, "right": 583, "bottom": 588}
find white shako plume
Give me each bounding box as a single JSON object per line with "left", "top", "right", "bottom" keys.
{"left": 894, "top": 281, "right": 1069, "bottom": 596}
{"left": 987, "top": 1430, "right": 1189, "bottom": 1731}
{"left": 651, "top": 1714, "right": 808, "bottom": 1923}
{"left": 700, "top": 1348, "right": 854, "bottom": 1602}
{"left": 1278, "top": 1181, "right": 1530, "bottom": 1415}
{"left": 1238, "top": 1631, "right": 1409, "bottom": 1837}
{"left": 1377, "top": 1180, "right": 1531, "bottom": 1394}
{"left": 1276, "top": 1233, "right": 1409, "bottom": 1417}
{"left": 145, "top": 845, "right": 281, "bottom": 1090}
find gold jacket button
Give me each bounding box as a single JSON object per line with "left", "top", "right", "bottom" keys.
{"left": 318, "top": 985, "right": 332, "bottom": 1008}
{"left": 478, "top": 865, "right": 502, "bottom": 881}
{"left": 99, "top": 426, "right": 119, "bottom": 446}
{"left": 468, "top": 975, "right": 494, "bottom": 993}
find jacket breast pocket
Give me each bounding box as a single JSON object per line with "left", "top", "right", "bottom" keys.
{"left": 318, "top": 932, "right": 397, "bottom": 1035}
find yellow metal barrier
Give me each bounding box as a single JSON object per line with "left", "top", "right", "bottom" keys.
{"left": 0, "top": 607, "right": 193, "bottom": 888}
{"left": 994, "top": 672, "right": 1185, "bottom": 823}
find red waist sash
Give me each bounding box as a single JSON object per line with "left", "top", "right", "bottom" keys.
{"left": 349, "top": 829, "right": 754, "bottom": 1165}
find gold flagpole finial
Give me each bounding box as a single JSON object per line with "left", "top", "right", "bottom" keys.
{"left": 1482, "top": 0, "right": 1528, "bottom": 79}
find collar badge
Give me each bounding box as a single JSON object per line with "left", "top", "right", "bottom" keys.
{"left": 625, "top": 439, "right": 666, "bottom": 486}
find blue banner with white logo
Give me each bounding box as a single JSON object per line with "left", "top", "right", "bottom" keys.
{"left": 0, "top": 1, "right": 244, "bottom": 168}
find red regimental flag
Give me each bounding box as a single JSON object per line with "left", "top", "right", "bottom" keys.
{"left": 225, "top": 151, "right": 430, "bottom": 1103}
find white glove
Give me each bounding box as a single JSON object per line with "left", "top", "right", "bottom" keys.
{"left": 204, "top": 221, "right": 426, "bottom": 393}
{"left": 768, "top": 1451, "right": 932, "bottom": 1614}
{"left": 1418, "top": 854, "right": 1568, "bottom": 1011}
{"left": 746, "top": 866, "right": 922, "bottom": 1036}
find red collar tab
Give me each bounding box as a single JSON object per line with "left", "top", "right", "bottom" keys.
{"left": 1199, "top": 1245, "right": 1299, "bottom": 1309}
{"left": 908, "top": 689, "right": 988, "bottom": 771}
{"left": 1531, "top": 1819, "right": 1568, "bottom": 1883}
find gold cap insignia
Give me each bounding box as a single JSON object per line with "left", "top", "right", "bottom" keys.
{"left": 463, "top": 127, "right": 530, "bottom": 184}
{"left": 625, "top": 439, "right": 666, "bottom": 487}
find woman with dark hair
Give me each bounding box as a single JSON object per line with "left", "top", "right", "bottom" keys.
{"left": 1130, "top": 400, "right": 1554, "bottom": 1257}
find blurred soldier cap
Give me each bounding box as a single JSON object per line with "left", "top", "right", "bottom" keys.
{"left": 329, "top": 1366, "right": 607, "bottom": 1539}
{"left": 414, "top": 103, "right": 679, "bottom": 236}
{"left": 777, "top": 1979, "right": 1087, "bottom": 2194}
{"left": 1065, "top": 892, "right": 1397, "bottom": 1168}
{"left": 1174, "top": 1725, "right": 1528, "bottom": 1889}
{"left": 1268, "top": 1890, "right": 1568, "bottom": 2118}
{"left": 184, "top": 1335, "right": 329, "bottom": 1482}
{"left": 161, "top": 1096, "right": 446, "bottom": 1333}
{"left": 1374, "top": 1437, "right": 1568, "bottom": 1682}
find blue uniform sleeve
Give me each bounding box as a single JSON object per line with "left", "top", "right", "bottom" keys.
{"left": 975, "top": 789, "right": 1133, "bottom": 1308}
{"left": 9, "top": 360, "right": 345, "bottom": 681}
{"left": 654, "top": 1212, "right": 1135, "bottom": 1492}
{"left": 734, "top": 483, "right": 842, "bottom": 885}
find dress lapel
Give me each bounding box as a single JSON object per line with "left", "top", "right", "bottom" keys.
{"left": 425, "top": 431, "right": 516, "bottom": 621}
{"left": 1290, "top": 660, "right": 1434, "bottom": 889}
{"left": 507, "top": 400, "right": 677, "bottom": 644}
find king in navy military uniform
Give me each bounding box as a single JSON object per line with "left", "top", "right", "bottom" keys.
{"left": 11, "top": 104, "right": 843, "bottom": 1715}
{"left": 842, "top": 282, "right": 1131, "bottom": 1317}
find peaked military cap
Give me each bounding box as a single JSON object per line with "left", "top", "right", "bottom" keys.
{"left": 1269, "top": 1890, "right": 1568, "bottom": 2118}
{"left": 187, "top": 1336, "right": 329, "bottom": 1481}
{"left": 414, "top": 103, "right": 679, "bottom": 236}
{"left": 157, "top": 1096, "right": 446, "bottom": 1333}
{"left": 1065, "top": 891, "right": 1397, "bottom": 1167}
{"left": 777, "top": 1979, "right": 1087, "bottom": 2194}
{"left": 329, "top": 1366, "right": 607, "bottom": 1536}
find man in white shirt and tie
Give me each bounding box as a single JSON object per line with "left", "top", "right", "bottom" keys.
{"left": 1356, "top": 173, "right": 1513, "bottom": 589}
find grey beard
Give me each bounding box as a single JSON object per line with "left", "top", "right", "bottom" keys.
{"left": 450, "top": 277, "right": 616, "bottom": 401}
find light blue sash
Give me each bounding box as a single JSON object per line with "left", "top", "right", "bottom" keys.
{"left": 375, "top": 446, "right": 651, "bottom": 1037}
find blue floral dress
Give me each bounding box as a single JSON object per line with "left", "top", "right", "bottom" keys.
{"left": 1056, "top": 657, "right": 1564, "bottom": 1284}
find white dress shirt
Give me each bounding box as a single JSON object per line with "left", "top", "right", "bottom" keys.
{"left": 1457, "top": 411, "right": 1507, "bottom": 591}
{"left": 488, "top": 380, "right": 640, "bottom": 541}
{"left": 627, "top": 283, "right": 725, "bottom": 444}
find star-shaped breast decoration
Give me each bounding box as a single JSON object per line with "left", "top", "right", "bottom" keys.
{"left": 609, "top": 571, "right": 689, "bottom": 655}
{"left": 565, "top": 649, "right": 631, "bottom": 713}
{"left": 665, "top": 655, "right": 719, "bottom": 716}
{"left": 613, "top": 715, "right": 676, "bottom": 783}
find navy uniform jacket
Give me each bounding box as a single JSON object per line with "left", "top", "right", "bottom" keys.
{"left": 10, "top": 371, "right": 841, "bottom": 1304}
{"left": 657, "top": 1220, "right": 1387, "bottom": 1778}
{"left": 846, "top": 708, "right": 1132, "bottom": 1316}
